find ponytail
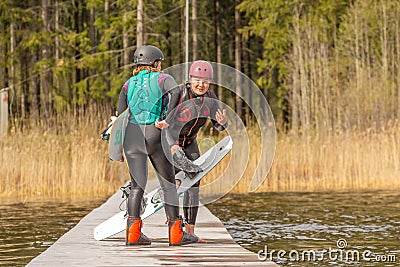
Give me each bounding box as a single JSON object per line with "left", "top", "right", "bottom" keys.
{"left": 132, "top": 65, "right": 161, "bottom": 76}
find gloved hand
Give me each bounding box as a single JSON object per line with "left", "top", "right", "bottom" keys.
{"left": 100, "top": 115, "right": 118, "bottom": 141}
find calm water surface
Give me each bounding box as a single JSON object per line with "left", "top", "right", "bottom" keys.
{"left": 0, "top": 196, "right": 107, "bottom": 267}
{"left": 207, "top": 190, "right": 400, "bottom": 266}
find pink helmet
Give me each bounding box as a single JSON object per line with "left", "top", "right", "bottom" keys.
{"left": 189, "top": 60, "right": 213, "bottom": 80}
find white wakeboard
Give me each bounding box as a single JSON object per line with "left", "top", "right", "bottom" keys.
{"left": 93, "top": 136, "right": 233, "bottom": 241}
{"left": 108, "top": 108, "right": 130, "bottom": 161}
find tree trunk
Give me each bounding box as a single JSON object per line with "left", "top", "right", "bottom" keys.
{"left": 291, "top": 12, "right": 300, "bottom": 132}
{"left": 179, "top": 7, "right": 185, "bottom": 64}
{"left": 55, "top": 0, "right": 61, "bottom": 110}
{"left": 214, "top": 0, "right": 223, "bottom": 99}
{"left": 55, "top": 0, "right": 60, "bottom": 63}
{"left": 73, "top": 0, "right": 81, "bottom": 115}
{"left": 30, "top": 51, "right": 41, "bottom": 120}
{"left": 243, "top": 38, "right": 252, "bottom": 121}
{"left": 10, "top": 21, "right": 17, "bottom": 118}
{"left": 234, "top": 0, "right": 243, "bottom": 119}
{"left": 41, "top": 0, "right": 52, "bottom": 118}
{"left": 105, "top": 0, "right": 111, "bottom": 94}
{"left": 89, "top": 7, "right": 96, "bottom": 47}
{"left": 396, "top": 12, "right": 400, "bottom": 121}
{"left": 123, "top": 12, "right": 130, "bottom": 69}
{"left": 10, "top": 22, "right": 16, "bottom": 90}
{"left": 20, "top": 54, "right": 29, "bottom": 120}
{"left": 136, "top": 0, "right": 144, "bottom": 47}
{"left": 0, "top": 22, "right": 7, "bottom": 90}
{"left": 192, "top": 0, "right": 198, "bottom": 61}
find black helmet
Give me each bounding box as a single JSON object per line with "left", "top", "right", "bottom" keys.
{"left": 134, "top": 45, "right": 164, "bottom": 66}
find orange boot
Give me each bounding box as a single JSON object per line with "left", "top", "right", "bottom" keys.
{"left": 168, "top": 216, "right": 198, "bottom": 246}
{"left": 126, "top": 217, "right": 151, "bottom": 246}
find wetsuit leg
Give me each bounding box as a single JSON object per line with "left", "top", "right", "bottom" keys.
{"left": 144, "top": 125, "right": 179, "bottom": 220}
{"left": 123, "top": 123, "right": 148, "bottom": 218}
{"left": 182, "top": 141, "right": 201, "bottom": 225}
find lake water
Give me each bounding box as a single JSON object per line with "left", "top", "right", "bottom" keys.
{"left": 207, "top": 190, "right": 400, "bottom": 266}
{"left": 0, "top": 196, "right": 107, "bottom": 267}
{"left": 1, "top": 190, "right": 399, "bottom": 266}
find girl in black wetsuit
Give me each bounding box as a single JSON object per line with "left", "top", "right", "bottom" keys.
{"left": 117, "top": 45, "right": 197, "bottom": 246}
{"left": 156, "top": 60, "right": 228, "bottom": 242}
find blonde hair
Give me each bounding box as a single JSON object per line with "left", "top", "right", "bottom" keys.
{"left": 132, "top": 65, "right": 161, "bottom": 76}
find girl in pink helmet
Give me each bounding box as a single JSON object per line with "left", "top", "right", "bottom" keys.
{"left": 156, "top": 60, "right": 228, "bottom": 242}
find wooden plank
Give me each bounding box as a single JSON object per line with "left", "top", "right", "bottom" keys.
{"left": 27, "top": 179, "right": 277, "bottom": 266}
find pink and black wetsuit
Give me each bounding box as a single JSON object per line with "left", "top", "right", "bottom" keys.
{"left": 165, "top": 82, "right": 228, "bottom": 225}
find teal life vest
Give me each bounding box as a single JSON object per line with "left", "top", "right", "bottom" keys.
{"left": 127, "top": 70, "right": 162, "bottom": 125}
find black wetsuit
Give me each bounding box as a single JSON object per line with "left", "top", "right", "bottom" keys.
{"left": 166, "top": 82, "right": 227, "bottom": 225}
{"left": 117, "top": 71, "right": 181, "bottom": 220}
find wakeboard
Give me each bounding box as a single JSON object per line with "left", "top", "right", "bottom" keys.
{"left": 93, "top": 136, "right": 233, "bottom": 241}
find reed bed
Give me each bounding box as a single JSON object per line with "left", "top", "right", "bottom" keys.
{"left": 0, "top": 115, "right": 122, "bottom": 197}
{"left": 1, "top": 116, "right": 399, "bottom": 198}
{"left": 270, "top": 126, "right": 400, "bottom": 192}
{"left": 210, "top": 123, "right": 400, "bottom": 194}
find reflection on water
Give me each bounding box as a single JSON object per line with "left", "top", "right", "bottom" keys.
{"left": 0, "top": 196, "right": 106, "bottom": 267}
{"left": 207, "top": 190, "right": 400, "bottom": 266}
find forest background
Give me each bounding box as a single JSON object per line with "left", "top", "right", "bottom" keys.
{"left": 1, "top": 0, "right": 399, "bottom": 197}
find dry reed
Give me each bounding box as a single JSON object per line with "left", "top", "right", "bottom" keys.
{"left": 0, "top": 114, "right": 122, "bottom": 197}
{"left": 210, "top": 122, "right": 400, "bottom": 194}
{"left": 1, "top": 116, "right": 399, "bottom": 198}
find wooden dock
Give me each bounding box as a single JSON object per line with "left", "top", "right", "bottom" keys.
{"left": 27, "top": 180, "right": 277, "bottom": 266}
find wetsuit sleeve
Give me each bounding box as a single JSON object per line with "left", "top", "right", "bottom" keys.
{"left": 159, "top": 74, "right": 179, "bottom": 94}
{"left": 210, "top": 91, "right": 228, "bottom": 131}
{"left": 159, "top": 74, "right": 181, "bottom": 124}
{"left": 117, "top": 79, "right": 130, "bottom": 115}
{"left": 164, "top": 86, "right": 181, "bottom": 124}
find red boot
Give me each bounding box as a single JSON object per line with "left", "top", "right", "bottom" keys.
{"left": 168, "top": 216, "right": 198, "bottom": 246}
{"left": 126, "top": 217, "right": 151, "bottom": 246}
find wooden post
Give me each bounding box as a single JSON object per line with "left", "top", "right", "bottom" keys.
{"left": 0, "top": 89, "right": 8, "bottom": 136}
